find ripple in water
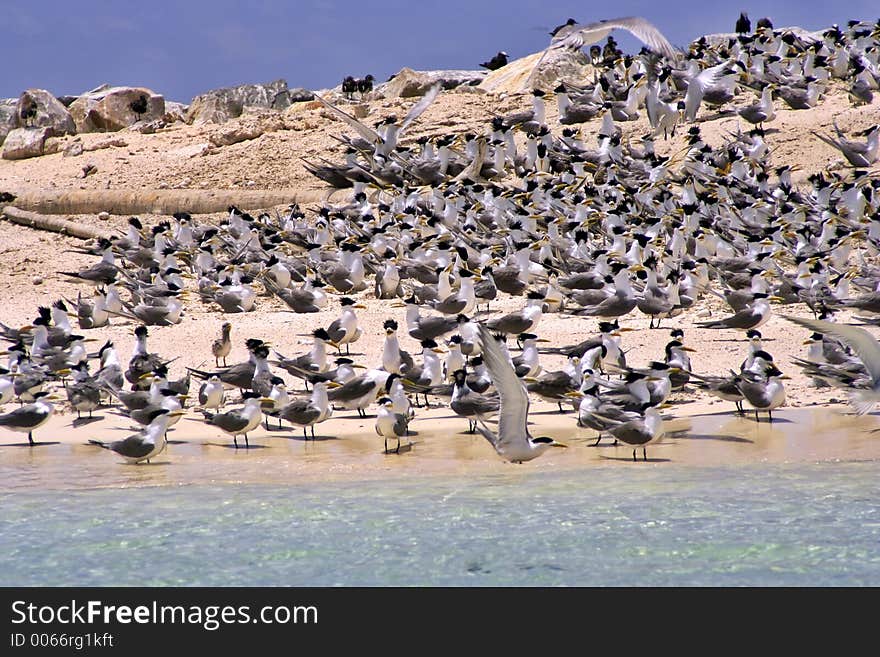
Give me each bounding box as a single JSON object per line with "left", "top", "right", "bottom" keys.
{"left": 2, "top": 462, "right": 879, "bottom": 586}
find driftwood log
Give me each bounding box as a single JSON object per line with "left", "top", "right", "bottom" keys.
{"left": 0, "top": 205, "right": 106, "bottom": 240}
{"left": 1, "top": 188, "right": 347, "bottom": 216}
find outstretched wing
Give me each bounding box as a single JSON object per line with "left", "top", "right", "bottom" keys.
{"left": 400, "top": 83, "right": 442, "bottom": 134}
{"left": 477, "top": 324, "right": 531, "bottom": 451}
{"left": 551, "top": 16, "right": 679, "bottom": 60}
{"left": 782, "top": 316, "right": 880, "bottom": 386}
{"left": 313, "top": 94, "right": 382, "bottom": 145}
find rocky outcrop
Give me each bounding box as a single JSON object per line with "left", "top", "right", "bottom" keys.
{"left": 68, "top": 85, "right": 165, "bottom": 132}
{"left": 0, "top": 99, "right": 17, "bottom": 145}
{"left": 186, "top": 79, "right": 291, "bottom": 124}
{"left": 163, "top": 101, "right": 189, "bottom": 123}
{"left": 1, "top": 127, "right": 50, "bottom": 160}
{"left": 14, "top": 89, "right": 76, "bottom": 136}
{"left": 287, "top": 88, "right": 315, "bottom": 103}
{"left": 479, "top": 49, "right": 591, "bottom": 94}
{"left": 376, "top": 68, "right": 486, "bottom": 98}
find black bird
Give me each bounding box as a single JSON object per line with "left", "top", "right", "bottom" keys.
{"left": 480, "top": 51, "right": 509, "bottom": 71}
{"left": 735, "top": 12, "right": 751, "bottom": 34}
{"left": 341, "top": 76, "right": 357, "bottom": 99}
{"left": 356, "top": 75, "right": 375, "bottom": 95}
{"left": 550, "top": 18, "right": 577, "bottom": 37}
{"left": 19, "top": 97, "right": 38, "bottom": 127}
{"left": 129, "top": 94, "right": 149, "bottom": 122}
{"left": 756, "top": 17, "right": 773, "bottom": 30}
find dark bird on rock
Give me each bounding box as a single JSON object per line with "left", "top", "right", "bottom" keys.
{"left": 735, "top": 12, "right": 751, "bottom": 34}
{"left": 129, "top": 94, "right": 149, "bottom": 122}
{"left": 480, "top": 51, "right": 509, "bottom": 71}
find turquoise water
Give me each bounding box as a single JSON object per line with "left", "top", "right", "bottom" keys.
{"left": 2, "top": 462, "right": 879, "bottom": 586}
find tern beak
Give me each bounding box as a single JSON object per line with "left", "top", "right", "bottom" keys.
{"left": 169, "top": 409, "right": 187, "bottom": 417}
{"left": 551, "top": 441, "right": 568, "bottom": 448}
{"left": 679, "top": 346, "right": 697, "bottom": 352}
{"left": 354, "top": 304, "right": 368, "bottom": 309}
{"left": 326, "top": 381, "right": 343, "bottom": 388}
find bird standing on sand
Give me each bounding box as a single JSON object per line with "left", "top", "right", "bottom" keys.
{"left": 375, "top": 396, "right": 410, "bottom": 453}
{"left": 0, "top": 392, "right": 57, "bottom": 445}
{"left": 212, "top": 322, "right": 232, "bottom": 367}
{"left": 89, "top": 408, "right": 184, "bottom": 464}
{"left": 474, "top": 324, "right": 567, "bottom": 463}
{"left": 279, "top": 381, "right": 333, "bottom": 439}
{"left": 201, "top": 391, "right": 265, "bottom": 449}
{"left": 597, "top": 404, "right": 665, "bottom": 462}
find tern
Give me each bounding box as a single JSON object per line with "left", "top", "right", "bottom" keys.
{"left": 0, "top": 392, "right": 57, "bottom": 444}
{"left": 200, "top": 391, "right": 266, "bottom": 448}
{"left": 783, "top": 316, "right": 880, "bottom": 415}
{"left": 89, "top": 408, "right": 184, "bottom": 464}
{"left": 474, "top": 324, "right": 567, "bottom": 462}
{"left": 278, "top": 381, "right": 333, "bottom": 439}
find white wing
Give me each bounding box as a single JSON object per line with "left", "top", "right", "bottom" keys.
{"left": 400, "top": 83, "right": 442, "bottom": 134}
{"left": 476, "top": 324, "right": 531, "bottom": 451}
{"left": 550, "top": 16, "right": 679, "bottom": 60}
{"left": 782, "top": 316, "right": 880, "bottom": 385}
{"left": 313, "top": 94, "right": 382, "bottom": 145}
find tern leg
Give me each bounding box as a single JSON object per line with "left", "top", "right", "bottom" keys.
{"left": 593, "top": 435, "right": 602, "bottom": 447}
{"left": 643, "top": 448, "right": 647, "bottom": 462}
{"left": 244, "top": 433, "right": 249, "bottom": 449}
{"left": 233, "top": 436, "right": 238, "bottom": 449}
{"left": 395, "top": 437, "right": 401, "bottom": 454}
{"left": 28, "top": 431, "right": 34, "bottom": 446}
{"left": 311, "top": 425, "right": 316, "bottom": 439}
{"left": 303, "top": 427, "right": 308, "bottom": 440}
{"left": 633, "top": 449, "right": 637, "bottom": 462}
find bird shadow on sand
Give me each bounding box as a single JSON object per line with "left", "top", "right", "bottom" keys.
{"left": 597, "top": 454, "right": 671, "bottom": 463}
{"left": 1, "top": 441, "right": 61, "bottom": 448}
{"left": 71, "top": 416, "right": 105, "bottom": 428}
{"left": 531, "top": 408, "right": 575, "bottom": 416}
{"left": 204, "top": 442, "right": 270, "bottom": 450}
{"left": 383, "top": 443, "right": 414, "bottom": 455}
{"left": 676, "top": 433, "right": 753, "bottom": 444}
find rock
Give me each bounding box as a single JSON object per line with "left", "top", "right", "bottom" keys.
{"left": 97, "top": 211, "right": 110, "bottom": 221}
{"left": 68, "top": 85, "right": 165, "bottom": 133}
{"left": 1, "top": 127, "right": 50, "bottom": 160}
{"left": 81, "top": 163, "right": 97, "bottom": 178}
{"left": 163, "top": 101, "right": 189, "bottom": 123}
{"left": 186, "top": 79, "right": 290, "bottom": 124}
{"left": 351, "top": 104, "right": 369, "bottom": 119}
{"left": 32, "top": 276, "right": 43, "bottom": 285}
{"left": 208, "top": 124, "right": 264, "bottom": 147}
{"left": 63, "top": 139, "right": 84, "bottom": 157}
{"left": 376, "top": 67, "right": 487, "bottom": 98}
{"left": 479, "top": 48, "right": 591, "bottom": 94}
{"left": 0, "top": 99, "right": 17, "bottom": 145}
{"left": 287, "top": 88, "right": 315, "bottom": 103}
{"left": 15, "top": 89, "right": 76, "bottom": 136}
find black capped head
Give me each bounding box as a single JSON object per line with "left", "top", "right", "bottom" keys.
{"left": 313, "top": 328, "right": 332, "bottom": 341}
{"left": 384, "top": 319, "right": 398, "bottom": 332}
{"left": 134, "top": 325, "right": 149, "bottom": 338}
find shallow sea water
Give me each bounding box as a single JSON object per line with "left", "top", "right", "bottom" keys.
{"left": 2, "top": 461, "right": 879, "bottom": 586}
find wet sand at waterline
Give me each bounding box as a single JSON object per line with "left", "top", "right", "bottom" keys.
{"left": 3, "top": 402, "right": 879, "bottom": 493}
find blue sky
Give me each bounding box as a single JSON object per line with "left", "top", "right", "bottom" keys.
{"left": 2, "top": 1, "right": 876, "bottom": 102}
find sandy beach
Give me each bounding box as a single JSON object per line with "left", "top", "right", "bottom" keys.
{"left": 2, "top": 46, "right": 880, "bottom": 483}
